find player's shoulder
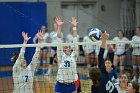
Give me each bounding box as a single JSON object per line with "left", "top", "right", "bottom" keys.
{"left": 50, "top": 31, "right": 56, "bottom": 35}
{"left": 45, "top": 32, "right": 49, "bottom": 35}
{"left": 132, "top": 35, "right": 139, "bottom": 40}
{"left": 123, "top": 37, "right": 129, "bottom": 41}
{"left": 44, "top": 32, "right": 49, "bottom": 37}
{"left": 113, "top": 37, "right": 119, "bottom": 40}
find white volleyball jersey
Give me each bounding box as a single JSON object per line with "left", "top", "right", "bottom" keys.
{"left": 82, "top": 36, "right": 99, "bottom": 54}
{"left": 116, "top": 87, "right": 127, "bottom": 93}
{"left": 56, "top": 46, "right": 78, "bottom": 83}
{"left": 131, "top": 35, "right": 140, "bottom": 55}
{"left": 66, "top": 34, "right": 79, "bottom": 43}
{"left": 33, "top": 33, "right": 49, "bottom": 43}
{"left": 113, "top": 37, "right": 129, "bottom": 55}
{"left": 12, "top": 48, "right": 40, "bottom": 93}
{"left": 66, "top": 34, "right": 79, "bottom": 54}
{"left": 50, "top": 31, "right": 63, "bottom": 43}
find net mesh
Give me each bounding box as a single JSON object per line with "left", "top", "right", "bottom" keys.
{"left": 0, "top": 41, "right": 140, "bottom": 93}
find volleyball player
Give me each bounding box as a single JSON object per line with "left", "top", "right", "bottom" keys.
{"left": 131, "top": 27, "right": 140, "bottom": 83}
{"left": 113, "top": 30, "right": 129, "bottom": 73}
{"left": 12, "top": 31, "right": 43, "bottom": 93}
{"left": 33, "top": 25, "right": 49, "bottom": 74}
{"left": 82, "top": 29, "right": 99, "bottom": 67}
{"left": 65, "top": 17, "right": 82, "bottom": 93}
{"left": 89, "top": 31, "right": 118, "bottom": 93}
{"left": 46, "top": 16, "right": 64, "bottom": 75}
{"left": 55, "top": 17, "right": 78, "bottom": 93}
{"left": 66, "top": 17, "right": 79, "bottom": 43}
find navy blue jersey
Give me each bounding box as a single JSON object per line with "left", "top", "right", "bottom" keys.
{"left": 91, "top": 48, "right": 118, "bottom": 93}
{"left": 109, "top": 68, "right": 118, "bottom": 80}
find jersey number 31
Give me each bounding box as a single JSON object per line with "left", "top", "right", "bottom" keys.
{"left": 64, "top": 61, "right": 70, "bottom": 67}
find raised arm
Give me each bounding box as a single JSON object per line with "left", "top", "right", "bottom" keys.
{"left": 69, "top": 17, "right": 78, "bottom": 38}
{"left": 55, "top": 16, "right": 64, "bottom": 39}
{"left": 29, "top": 31, "right": 43, "bottom": 70}
{"left": 13, "top": 32, "right": 31, "bottom": 73}
{"left": 69, "top": 17, "right": 79, "bottom": 58}
{"left": 57, "top": 45, "right": 63, "bottom": 65}
{"left": 98, "top": 31, "right": 109, "bottom": 69}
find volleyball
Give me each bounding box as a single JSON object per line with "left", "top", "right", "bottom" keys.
{"left": 88, "top": 28, "right": 102, "bottom": 42}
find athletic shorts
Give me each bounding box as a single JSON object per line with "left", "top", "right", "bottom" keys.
{"left": 41, "top": 47, "right": 48, "bottom": 50}
{"left": 116, "top": 52, "right": 126, "bottom": 57}
{"left": 55, "top": 81, "right": 76, "bottom": 93}
{"left": 51, "top": 47, "right": 57, "bottom": 52}
{"left": 89, "top": 50, "right": 96, "bottom": 55}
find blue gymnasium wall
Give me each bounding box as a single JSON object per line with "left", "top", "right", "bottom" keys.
{"left": 0, "top": 2, "right": 47, "bottom": 66}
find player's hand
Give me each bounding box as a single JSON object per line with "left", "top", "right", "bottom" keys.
{"left": 37, "top": 30, "right": 43, "bottom": 43}
{"left": 101, "top": 31, "right": 109, "bottom": 41}
{"left": 22, "top": 32, "right": 31, "bottom": 43}
{"left": 69, "top": 17, "right": 78, "bottom": 27}
{"left": 55, "top": 16, "right": 64, "bottom": 26}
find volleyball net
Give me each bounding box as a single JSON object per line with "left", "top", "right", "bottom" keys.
{"left": 0, "top": 41, "right": 140, "bottom": 93}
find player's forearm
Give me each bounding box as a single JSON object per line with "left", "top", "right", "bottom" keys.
{"left": 30, "top": 48, "right": 40, "bottom": 69}
{"left": 32, "top": 48, "right": 40, "bottom": 60}
{"left": 101, "top": 40, "right": 106, "bottom": 49}
{"left": 13, "top": 59, "right": 22, "bottom": 72}
{"left": 15, "top": 48, "right": 25, "bottom": 63}
{"left": 71, "top": 26, "right": 78, "bottom": 37}
{"left": 57, "top": 26, "right": 62, "bottom": 38}
{"left": 57, "top": 46, "right": 62, "bottom": 63}
{"left": 21, "top": 40, "right": 27, "bottom": 51}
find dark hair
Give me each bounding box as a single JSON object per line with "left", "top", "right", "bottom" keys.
{"left": 130, "top": 81, "right": 139, "bottom": 93}
{"left": 89, "top": 67, "right": 101, "bottom": 87}
{"left": 11, "top": 52, "right": 19, "bottom": 62}
{"left": 136, "top": 27, "right": 140, "bottom": 30}
{"left": 105, "top": 59, "right": 116, "bottom": 70}
{"left": 117, "top": 30, "right": 124, "bottom": 37}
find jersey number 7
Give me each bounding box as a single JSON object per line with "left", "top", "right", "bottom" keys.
{"left": 25, "top": 75, "right": 29, "bottom": 82}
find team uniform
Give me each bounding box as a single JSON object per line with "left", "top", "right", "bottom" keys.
{"left": 66, "top": 34, "right": 79, "bottom": 52}
{"left": 45, "top": 31, "right": 64, "bottom": 75}
{"left": 113, "top": 37, "right": 129, "bottom": 56}
{"left": 108, "top": 68, "right": 118, "bottom": 82}
{"left": 66, "top": 34, "right": 79, "bottom": 43}
{"left": 131, "top": 35, "right": 140, "bottom": 83}
{"left": 82, "top": 36, "right": 99, "bottom": 55}
{"left": 55, "top": 36, "right": 78, "bottom": 93}
{"left": 82, "top": 36, "right": 100, "bottom": 66}
{"left": 12, "top": 48, "right": 40, "bottom": 93}
{"left": 66, "top": 34, "right": 82, "bottom": 92}
{"left": 131, "top": 35, "right": 140, "bottom": 56}
{"left": 91, "top": 48, "right": 118, "bottom": 93}
{"left": 33, "top": 32, "right": 49, "bottom": 50}
{"left": 50, "top": 31, "right": 63, "bottom": 51}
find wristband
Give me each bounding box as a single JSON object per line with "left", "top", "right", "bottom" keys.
{"left": 72, "top": 27, "right": 77, "bottom": 31}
